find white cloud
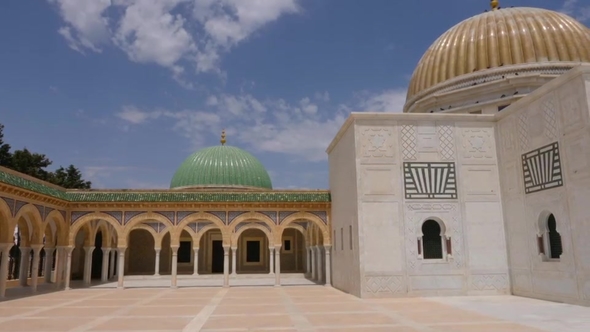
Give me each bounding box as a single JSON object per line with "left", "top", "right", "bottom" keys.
{"left": 116, "top": 105, "right": 163, "bottom": 124}
{"left": 357, "top": 89, "right": 407, "bottom": 113}
{"left": 49, "top": 0, "right": 300, "bottom": 84}
{"left": 314, "top": 91, "right": 330, "bottom": 102}
{"left": 560, "top": 0, "right": 590, "bottom": 22}
{"left": 50, "top": 0, "right": 112, "bottom": 53}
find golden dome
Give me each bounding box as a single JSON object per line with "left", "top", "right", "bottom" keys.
{"left": 405, "top": 6, "right": 590, "bottom": 113}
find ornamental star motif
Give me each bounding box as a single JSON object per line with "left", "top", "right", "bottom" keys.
{"left": 469, "top": 136, "right": 485, "bottom": 151}
{"left": 371, "top": 134, "right": 386, "bottom": 149}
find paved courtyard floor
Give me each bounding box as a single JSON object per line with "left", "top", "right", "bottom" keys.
{"left": 1, "top": 285, "right": 590, "bottom": 332}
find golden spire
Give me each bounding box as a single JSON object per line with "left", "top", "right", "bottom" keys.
{"left": 491, "top": 0, "right": 499, "bottom": 10}
{"left": 220, "top": 129, "right": 226, "bottom": 145}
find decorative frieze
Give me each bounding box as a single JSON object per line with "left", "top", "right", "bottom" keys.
{"left": 403, "top": 162, "right": 457, "bottom": 199}
{"left": 364, "top": 275, "right": 404, "bottom": 294}
{"left": 522, "top": 142, "right": 563, "bottom": 194}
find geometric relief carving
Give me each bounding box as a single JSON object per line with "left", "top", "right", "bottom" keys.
{"left": 471, "top": 274, "right": 509, "bottom": 291}
{"left": 542, "top": 96, "right": 559, "bottom": 141}
{"left": 34, "top": 205, "right": 44, "bottom": 219}
{"left": 438, "top": 124, "right": 455, "bottom": 160}
{"left": 207, "top": 211, "right": 227, "bottom": 224}
{"left": 309, "top": 211, "right": 328, "bottom": 225}
{"left": 176, "top": 211, "right": 192, "bottom": 225}
{"left": 279, "top": 211, "right": 296, "bottom": 224}
{"left": 400, "top": 124, "right": 417, "bottom": 160}
{"left": 71, "top": 211, "right": 91, "bottom": 225}
{"left": 197, "top": 222, "right": 214, "bottom": 232}
{"left": 1, "top": 197, "right": 15, "bottom": 216}
{"left": 559, "top": 85, "right": 584, "bottom": 133}
{"left": 518, "top": 112, "right": 530, "bottom": 151}
{"left": 522, "top": 142, "right": 563, "bottom": 194}
{"left": 124, "top": 211, "right": 144, "bottom": 225}
{"left": 403, "top": 162, "right": 457, "bottom": 199}
{"left": 15, "top": 200, "right": 27, "bottom": 216}
{"left": 364, "top": 275, "right": 404, "bottom": 294}
{"left": 360, "top": 127, "right": 394, "bottom": 158}
{"left": 461, "top": 127, "right": 494, "bottom": 159}
{"left": 257, "top": 211, "right": 277, "bottom": 224}
{"left": 416, "top": 124, "right": 438, "bottom": 152}
{"left": 228, "top": 211, "right": 246, "bottom": 224}
{"left": 155, "top": 211, "right": 175, "bottom": 224}
{"left": 103, "top": 211, "right": 123, "bottom": 225}
{"left": 293, "top": 221, "right": 309, "bottom": 230}
{"left": 145, "top": 222, "right": 165, "bottom": 233}
{"left": 499, "top": 117, "right": 516, "bottom": 153}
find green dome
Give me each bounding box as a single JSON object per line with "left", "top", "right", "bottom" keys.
{"left": 170, "top": 145, "right": 272, "bottom": 190}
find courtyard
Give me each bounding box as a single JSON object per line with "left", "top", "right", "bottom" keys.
{"left": 1, "top": 284, "right": 590, "bottom": 332}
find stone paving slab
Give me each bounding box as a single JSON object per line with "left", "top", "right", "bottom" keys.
{"left": 1, "top": 285, "right": 590, "bottom": 331}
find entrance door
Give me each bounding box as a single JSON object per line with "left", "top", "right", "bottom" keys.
{"left": 211, "top": 240, "right": 224, "bottom": 273}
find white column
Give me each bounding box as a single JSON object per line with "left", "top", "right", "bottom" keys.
{"left": 30, "top": 245, "right": 43, "bottom": 292}
{"left": 306, "top": 247, "right": 311, "bottom": 275}
{"left": 19, "top": 247, "right": 31, "bottom": 286}
{"left": 192, "top": 248, "right": 199, "bottom": 276}
{"left": 274, "top": 246, "right": 281, "bottom": 287}
{"left": 316, "top": 246, "right": 323, "bottom": 283}
{"left": 324, "top": 245, "right": 332, "bottom": 287}
{"left": 268, "top": 247, "right": 274, "bottom": 274}
{"left": 117, "top": 247, "right": 126, "bottom": 289}
{"left": 109, "top": 248, "right": 116, "bottom": 279}
{"left": 101, "top": 248, "right": 110, "bottom": 282}
{"left": 44, "top": 247, "right": 55, "bottom": 283}
{"left": 0, "top": 243, "right": 11, "bottom": 298}
{"left": 223, "top": 246, "right": 230, "bottom": 288}
{"left": 83, "top": 246, "right": 94, "bottom": 285}
{"left": 171, "top": 246, "right": 178, "bottom": 289}
{"left": 154, "top": 248, "right": 161, "bottom": 276}
{"left": 310, "top": 246, "right": 317, "bottom": 280}
{"left": 64, "top": 247, "right": 74, "bottom": 290}
{"left": 230, "top": 247, "right": 237, "bottom": 276}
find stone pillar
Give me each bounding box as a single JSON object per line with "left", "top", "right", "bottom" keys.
{"left": 117, "top": 247, "right": 126, "bottom": 289}
{"left": 44, "top": 247, "right": 55, "bottom": 283}
{"left": 154, "top": 248, "right": 161, "bottom": 276}
{"left": 316, "top": 246, "right": 323, "bottom": 283}
{"left": 30, "top": 245, "right": 43, "bottom": 292}
{"left": 274, "top": 246, "right": 281, "bottom": 287}
{"left": 109, "top": 249, "right": 116, "bottom": 279}
{"left": 83, "top": 246, "right": 94, "bottom": 285}
{"left": 230, "top": 247, "right": 237, "bottom": 276}
{"left": 64, "top": 247, "right": 74, "bottom": 290}
{"left": 223, "top": 246, "right": 230, "bottom": 288}
{"left": 269, "top": 247, "right": 274, "bottom": 274}
{"left": 101, "top": 248, "right": 110, "bottom": 282}
{"left": 192, "top": 248, "right": 199, "bottom": 276}
{"left": 0, "top": 243, "right": 11, "bottom": 298}
{"left": 310, "top": 246, "right": 317, "bottom": 280}
{"left": 324, "top": 245, "right": 332, "bottom": 287}
{"left": 54, "top": 247, "right": 65, "bottom": 288}
{"left": 306, "top": 247, "right": 311, "bottom": 275}
{"left": 19, "top": 247, "right": 31, "bottom": 286}
{"left": 171, "top": 246, "right": 178, "bottom": 289}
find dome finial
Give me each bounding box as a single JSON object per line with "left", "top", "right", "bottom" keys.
{"left": 490, "top": 0, "right": 499, "bottom": 10}
{"left": 220, "top": 129, "right": 226, "bottom": 145}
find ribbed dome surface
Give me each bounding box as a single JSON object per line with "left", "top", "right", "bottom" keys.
{"left": 406, "top": 7, "right": 590, "bottom": 109}
{"left": 170, "top": 145, "right": 272, "bottom": 190}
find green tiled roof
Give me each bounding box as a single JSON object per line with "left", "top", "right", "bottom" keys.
{"left": 0, "top": 169, "right": 330, "bottom": 203}
{"left": 170, "top": 145, "right": 273, "bottom": 190}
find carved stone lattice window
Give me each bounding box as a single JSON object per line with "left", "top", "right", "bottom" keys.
{"left": 547, "top": 214, "right": 563, "bottom": 259}
{"left": 422, "top": 220, "right": 443, "bottom": 259}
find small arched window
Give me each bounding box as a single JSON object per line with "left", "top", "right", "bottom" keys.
{"left": 422, "top": 220, "right": 443, "bottom": 259}
{"left": 547, "top": 214, "right": 563, "bottom": 259}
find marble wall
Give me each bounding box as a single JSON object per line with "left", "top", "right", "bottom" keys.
{"left": 496, "top": 66, "right": 590, "bottom": 306}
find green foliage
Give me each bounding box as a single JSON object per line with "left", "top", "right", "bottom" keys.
{"left": 0, "top": 123, "right": 92, "bottom": 189}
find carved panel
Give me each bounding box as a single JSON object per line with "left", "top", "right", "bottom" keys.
{"left": 437, "top": 124, "right": 455, "bottom": 160}
{"left": 44, "top": 207, "right": 54, "bottom": 220}
{"left": 518, "top": 112, "right": 530, "bottom": 151}
{"left": 187, "top": 223, "right": 198, "bottom": 233}
{"left": 155, "top": 211, "right": 175, "bottom": 224}
{"left": 542, "top": 96, "right": 559, "bottom": 141}
{"left": 522, "top": 142, "right": 563, "bottom": 194}
{"left": 257, "top": 211, "right": 277, "bottom": 224}
{"left": 403, "top": 162, "right": 457, "bottom": 199}
{"left": 176, "top": 211, "right": 192, "bottom": 225}
{"left": 228, "top": 211, "right": 246, "bottom": 224}
{"left": 15, "top": 200, "right": 27, "bottom": 216}
{"left": 360, "top": 127, "right": 394, "bottom": 158}
{"left": 416, "top": 124, "right": 438, "bottom": 152}
{"left": 460, "top": 127, "right": 494, "bottom": 160}
{"left": 0, "top": 197, "right": 15, "bottom": 217}
{"left": 34, "top": 205, "right": 44, "bottom": 220}
{"left": 197, "top": 222, "right": 214, "bottom": 232}
{"left": 400, "top": 124, "right": 417, "bottom": 160}
{"left": 498, "top": 116, "right": 516, "bottom": 154}
{"left": 103, "top": 211, "right": 123, "bottom": 225}
{"left": 361, "top": 166, "right": 395, "bottom": 198}
{"left": 124, "top": 211, "right": 144, "bottom": 225}
{"left": 559, "top": 80, "right": 585, "bottom": 133}
{"left": 364, "top": 275, "right": 404, "bottom": 294}
{"left": 71, "top": 211, "right": 91, "bottom": 225}
{"left": 471, "top": 274, "right": 509, "bottom": 291}
{"left": 279, "top": 211, "right": 296, "bottom": 224}
{"left": 206, "top": 211, "right": 226, "bottom": 223}
{"left": 145, "top": 221, "right": 166, "bottom": 233}
{"left": 404, "top": 203, "right": 463, "bottom": 270}
{"left": 309, "top": 211, "right": 328, "bottom": 225}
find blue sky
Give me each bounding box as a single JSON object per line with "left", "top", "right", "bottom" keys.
{"left": 0, "top": 0, "right": 588, "bottom": 190}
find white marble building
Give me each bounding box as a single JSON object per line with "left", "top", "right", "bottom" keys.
{"left": 327, "top": 3, "right": 590, "bottom": 307}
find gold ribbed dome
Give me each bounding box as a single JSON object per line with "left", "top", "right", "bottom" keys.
{"left": 405, "top": 6, "right": 590, "bottom": 112}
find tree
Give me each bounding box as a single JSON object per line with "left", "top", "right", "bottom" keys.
{"left": 0, "top": 124, "right": 12, "bottom": 167}
{"left": 50, "top": 165, "right": 92, "bottom": 189}
{"left": 0, "top": 122, "right": 92, "bottom": 189}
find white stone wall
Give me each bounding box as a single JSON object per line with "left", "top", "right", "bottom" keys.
{"left": 496, "top": 67, "right": 590, "bottom": 306}
{"left": 328, "top": 124, "right": 362, "bottom": 296}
